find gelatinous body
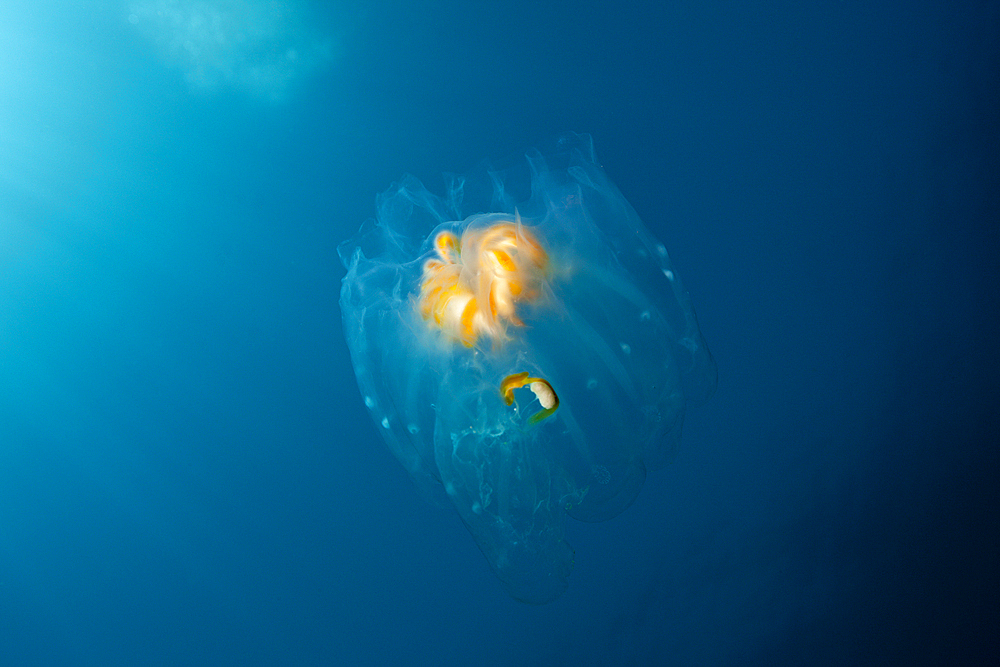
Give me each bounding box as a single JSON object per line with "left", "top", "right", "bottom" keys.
{"left": 339, "top": 133, "right": 716, "bottom": 603}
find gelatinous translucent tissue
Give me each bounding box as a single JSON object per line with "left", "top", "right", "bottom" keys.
{"left": 338, "top": 133, "right": 716, "bottom": 604}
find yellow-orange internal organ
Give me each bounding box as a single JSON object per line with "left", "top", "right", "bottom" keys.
{"left": 418, "top": 218, "right": 548, "bottom": 347}
{"left": 501, "top": 371, "right": 560, "bottom": 424}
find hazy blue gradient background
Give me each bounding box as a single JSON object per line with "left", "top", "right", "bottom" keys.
{"left": 1, "top": 1, "right": 996, "bottom": 665}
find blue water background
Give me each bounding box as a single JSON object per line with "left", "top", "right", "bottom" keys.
{"left": 1, "top": 1, "right": 996, "bottom": 665}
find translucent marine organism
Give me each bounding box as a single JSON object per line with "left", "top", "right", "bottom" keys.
{"left": 339, "top": 133, "right": 716, "bottom": 603}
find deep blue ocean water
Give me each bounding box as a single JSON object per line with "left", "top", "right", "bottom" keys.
{"left": 1, "top": 1, "right": 996, "bottom": 665}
